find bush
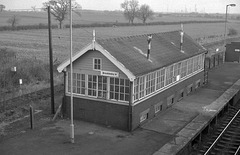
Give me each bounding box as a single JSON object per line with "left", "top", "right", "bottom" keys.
{"left": 0, "top": 23, "right": 58, "bottom": 31}
{"left": 0, "top": 48, "right": 50, "bottom": 89}
{"left": 228, "top": 28, "right": 238, "bottom": 36}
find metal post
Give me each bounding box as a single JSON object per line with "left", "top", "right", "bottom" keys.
{"left": 223, "top": 5, "right": 228, "bottom": 63}
{"left": 48, "top": 6, "right": 55, "bottom": 114}
{"left": 69, "top": 0, "right": 74, "bottom": 144}
{"left": 224, "top": 5, "right": 228, "bottom": 45}
{"left": 30, "top": 105, "right": 34, "bottom": 129}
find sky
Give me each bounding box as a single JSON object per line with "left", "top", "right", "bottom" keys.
{"left": 1, "top": 0, "right": 240, "bottom": 14}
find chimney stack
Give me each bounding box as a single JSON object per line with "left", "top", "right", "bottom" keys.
{"left": 180, "top": 24, "right": 184, "bottom": 52}
{"left": 147, "top": 35, "right": 152, "bottom": 59}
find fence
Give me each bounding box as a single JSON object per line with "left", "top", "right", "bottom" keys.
{"left": 205, "top": 52, "right": 224, "bottom": 70}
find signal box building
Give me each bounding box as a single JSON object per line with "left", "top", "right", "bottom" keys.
{"left": 57, "top": 31, "right": 207, "bottom": 131}
{"left": 225, "top": 42, "right": 240, "bottom": 63}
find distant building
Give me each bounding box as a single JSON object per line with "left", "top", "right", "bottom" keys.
{"left": 57, "top": 30, "right": 207, "bottom": 131}
{"left": 225, "top": 42, "right": 240, "bottom": 63}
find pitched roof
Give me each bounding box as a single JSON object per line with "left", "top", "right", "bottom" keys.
{"left": 96, "top": 31, "right": 206, "bottom": 75}
{"left": 57, "top": 30, "right": 206, "bottom": 78}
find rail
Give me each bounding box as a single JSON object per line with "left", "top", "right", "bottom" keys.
{"left": 235, "top": 146, "right": 240, "bottom": 155}
{"left": 204, "top": 109, "right": 240, "bottom": 155}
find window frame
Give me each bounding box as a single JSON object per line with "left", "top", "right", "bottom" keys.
{"left": 93, "top": 58, "right": 102, "bottom": 70}
{"left": 140, "top": 109, "right": 149, "bottom": 123}
{"left": 109, "top": 77, "right": 130, "bottom": 102}
{"left": 154, "top": 102, "right": 163, "bottom": 113}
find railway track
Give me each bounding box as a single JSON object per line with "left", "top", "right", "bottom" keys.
{"left": 192, "top": 105, "right": 240, "bottom": 155}
{"left": 0, "top": 84, "right": 63, "bottom": 113}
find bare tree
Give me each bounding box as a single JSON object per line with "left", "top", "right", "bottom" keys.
{"left": 121, "top": 0, "right": 139, "bottom": 24}
{"left": 7, "top": 15, "right": 20, "bottom": 29}
{"left": 43, "top": 0, "right": 81, "bottom": 29}
{"left": 137, "top": 4, "right": 154, "bottom": 24}
{"left": 0, "top": 4, "right": 5, "bottom": 12}
{"left": 31, "top": 5, "right": 36, "bottom": 11}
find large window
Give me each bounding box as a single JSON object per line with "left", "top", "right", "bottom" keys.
{"left": 133, "top": 54, "right": 204, "bottom": 102}
{"left": 139, "top": 76, "right": 145, "bottom": 98}
{"left": 187, "top": 58, "right": 193, "bottom": 75}
{"left": 68, "top": 73, "right": 130, "bottom": 102}
{"left": 166, "top": 65, "right": 174, "bottom": 85}
{"left": 110, "top": 77, "right": 130, "bottom": 101}
{"left": 193, "top": 56, "right": 198, "bottom": 72}
{"left": 180, "top": 60, "right": 187, "bottom": 78}
{"left": 68, "top": 73, "right": 85, "bottom": 95}
{"left": 145, "top": 72, "right": 155, "bottom": 95}
{"left": 174, "top": 62, "right": 181, "bottom": 81}
{"left": 98, "top": 76, "right": 107, "bottom": 99}
{"left": 88, "top": 75, "right": 97, "bottom": 96}
{"left": 156, "top": 68, "right": 165, "bottom": 90}
{"left": 134, "top": 78, "right": 139, "bottom": 100}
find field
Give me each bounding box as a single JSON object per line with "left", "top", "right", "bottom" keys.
{"left": 0, "top": 22, "right": 240, "bottom": 63}
{"left": 0, "top": 10, "right": 227, "bottom": 27}
{"left": 0, "top": 11, "right": 240, "bottom": 102}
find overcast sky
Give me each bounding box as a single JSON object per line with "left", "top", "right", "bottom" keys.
{"left": 1, "top": 0, "right": 240, "bottom": 13}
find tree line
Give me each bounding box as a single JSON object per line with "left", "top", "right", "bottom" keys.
{"left": 121, "top": 0, "right": 154, "bottom": 24}
{"left": 1, "top": 0, "right": 154, "bottom": 30}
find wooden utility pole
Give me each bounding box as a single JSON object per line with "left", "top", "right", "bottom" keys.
{"left": 48, "top": 6, "right": 55, "bottom": 114}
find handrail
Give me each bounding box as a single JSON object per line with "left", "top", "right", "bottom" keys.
{"left": 234, "top": 145, "right": 240, "bottom": 155}
{"left": 204, "top": 109, "right": 240, "bottom": 155}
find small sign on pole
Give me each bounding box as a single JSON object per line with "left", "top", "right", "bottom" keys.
{"left": 19, "top": 79, "right": 23, "bottom": 85}
{"left": 11, "top": 67, "right": 17, "bottom": 72}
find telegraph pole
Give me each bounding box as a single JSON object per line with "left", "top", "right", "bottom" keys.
{"left": 48, "top": 6, "right": 55, "bottom": 114}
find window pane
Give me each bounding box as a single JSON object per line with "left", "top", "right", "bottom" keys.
{"left": 125, "top": 79, "right": 129, "bottom": 86}
{"left": 93, "top": 75, "right": 97, "bottom": 82}
{"left": 110, "top": 85, "right": 114, "bottom": 91}
{"left": 115, "top": 86, "right": 119, "bottom": 92}
{"left": 120, "top": 79, "right": 124, "bottom": 85}
{"left": 82, "top": 81, "right": 85, "bottom": 87}
{"left": 103, "top": 77, "right": 107, "bottom": 83}
{"left": 110, "top": 92, "right": 114, "bottom": 99}
{"left": 120, "top": 94, "right": 124, "bottom": 100}
{"left": 115, "top": 93, "right": 119, "bottom": 100}
{"left": 110, "top": 78, "right": 114, "bottom": 84}
{"left": 115, "top": 78, "right": 119, "bottom": 84}
{"left": 98, "top": 76, "right": 102, "bottom": 82}
{"left": 81, "top": 88, "right": 85, "bottom": 94}
{"left": 98, "top": 83, "right": 102, "bottom": 89}
{"left": 88, "top": 82, "right": 92, "bottom": 88}
{"left": 88, "top": 90, "right": 92, "bottom": 95}
{"left": 125, "top": 87, "right": 129, "bottom": 93}
{"left": 120, "top": 86, "right": 124, "bottom": 93}
{"left": 103, "top": 84, "right": 107, "bottom": 90}
{"left": 125, "top": 94, "right": 129, "bottom": 101}
{"left": 88, "top": 75, "right": 92, "bottom": 81}
{"left": 93, "top": 90, "right": 96, "bottom": 96}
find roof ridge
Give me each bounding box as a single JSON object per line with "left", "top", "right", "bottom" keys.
{"left": 96, "top": 31, "right": 180, "bottom": 42}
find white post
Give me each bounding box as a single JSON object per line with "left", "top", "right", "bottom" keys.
{"left": 69, "top": 0, "right": 74, "bottom": 144}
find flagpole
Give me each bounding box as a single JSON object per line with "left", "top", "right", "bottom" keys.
{"left": 69, "top": 0, "right": 74, "bottom": 144}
